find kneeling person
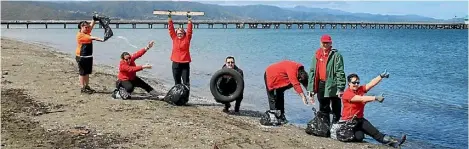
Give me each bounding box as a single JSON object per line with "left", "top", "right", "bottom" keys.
{"left": 113, "top": 41, "right": 159, "bottom": 99}
{"left": 340, "top": 71, "right": 406, "bottom": 148}
{"left": 217, "top": 56, "right": 244, "bottom": 114}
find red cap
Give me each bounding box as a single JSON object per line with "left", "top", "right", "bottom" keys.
{"left": 320, "top": 34, "right": 332, "bottom": 42}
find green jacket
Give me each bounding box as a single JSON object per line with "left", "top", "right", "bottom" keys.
{"left": 307, "top": 49, "right": 346, "bottom": 97}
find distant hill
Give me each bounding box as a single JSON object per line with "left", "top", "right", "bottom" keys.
{"left": 286, "top": 6, "right": 460, "bottom": 23}
{"left": 0, "top": 1, "right": 460, "bottom": 22}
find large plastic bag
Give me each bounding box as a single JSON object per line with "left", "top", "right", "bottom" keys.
{"left": 259, "top": 110, "right": 281, "bottom": 126}
{"left": 305, "top": 108, "right": 331, "bottom": 137}
{"left": 94, "top": 14, "right": 113, "bottom": 41}
{"left": 164, "top": 84, "right": 190, "bottom": 106}
{"left": 335, "top": 119, "right": 358, "bottom": 142}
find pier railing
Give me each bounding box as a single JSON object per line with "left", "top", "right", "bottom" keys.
{"left": 1, "top": 20, "right": 467, "bottom": 29}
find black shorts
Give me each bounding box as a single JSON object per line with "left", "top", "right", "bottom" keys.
{"left": 76, "top": 56, "right": 93, "bottom": 76}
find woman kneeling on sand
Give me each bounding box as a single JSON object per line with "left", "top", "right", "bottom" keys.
{"left": 112, "top": 41, "right": 159, "bottom": 99}
{"left": 339, "top": 71, "right": 406, "bottom": 148}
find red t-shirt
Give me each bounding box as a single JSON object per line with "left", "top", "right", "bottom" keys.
{"left": 265, "top": 60, "right": 304, "bottom": 94}
{"left": 341, "top": 85, "right": 367, "bottom": 120}
{"left": 317, "top": 48, "right": 330, "bottom": 81}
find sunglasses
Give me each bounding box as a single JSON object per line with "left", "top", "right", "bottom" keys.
{"left": 351, "top": 81, "right": 360, "bottom": 85}
{"left": 226, "top": 61, "right": 234, "bottom": 64}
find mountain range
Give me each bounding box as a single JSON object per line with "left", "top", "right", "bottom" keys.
{"left": 1, "top": 1, "right": 466, "bottom": 23}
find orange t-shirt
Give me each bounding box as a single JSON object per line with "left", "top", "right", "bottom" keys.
{"left": 75, "top": 32, "right": 93, "bottom": 57}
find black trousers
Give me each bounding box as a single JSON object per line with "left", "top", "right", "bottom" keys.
{"left": 172, "top": 62, "right": 190, "bottom": 86}
{"left": 317, "top": 81, "right": 342, "bottom": 123}
{"left": 264, "top": 73, "right": 291, "bottom": 115}
{"left": 117, "top": 77, "right": 154, "bottom": 93}
{"left": 223, "top": 96, "right": 243, "bottom": 112}
{"left": 219, "top": 78, "right": 243, "bottom": 112}
{"left": 353, "top": 118, "right": 385, "bottom": 143}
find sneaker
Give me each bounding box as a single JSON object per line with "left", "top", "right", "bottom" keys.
{"left": 118, "top": 87, "right": 131, "bottom": 99}
{"left": 84, "top": 85, "right": 96, "bottom": 93}
{"left": 81, "top": 87, "right": 93, "bottom": 94}
{"left": 222, "top": 108, "right": 229, "bottom": 113}
{"left": 278, "top": 114, "right": 289, "bottom": 124}
{"left": 383, "top": 135, "right": 406, "bottom": 148}
{"left": 111, "top": 89, "right": 121, "bottom": 99}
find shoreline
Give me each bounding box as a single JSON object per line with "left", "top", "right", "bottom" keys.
{"left": 1, "top": 37, "right": 390, "bottom": 148}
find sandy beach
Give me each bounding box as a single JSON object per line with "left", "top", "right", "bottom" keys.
{"left": 1, "top": 38, "right": 391, "bottom": 149}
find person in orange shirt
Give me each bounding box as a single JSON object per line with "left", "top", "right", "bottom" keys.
{"left": 168, "top": 14, "right": 193, "bottom": 89}
{"left": 264, "top": 60, "right": 311, "bottom": 124}
{"left": 75, "top": 16, "right": 104, "bottom": 94}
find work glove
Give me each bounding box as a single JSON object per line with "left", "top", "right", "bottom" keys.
{"left": 187, "top": 14, "right": 192, "bottom": 21}
{"left": 375, "top": 93, "right": 385, "bottom": 103}
{"left": 380, "top": 69, "right": 390, "bottom": 78}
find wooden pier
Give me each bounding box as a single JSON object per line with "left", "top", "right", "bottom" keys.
{"left": 1, "top": 20, "right": 467, "bottom": 29}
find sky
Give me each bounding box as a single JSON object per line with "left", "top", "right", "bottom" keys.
{"left": 195, "top": 1, "right": 469, "bottom": 20}
{"left": 12, "top": 0, "right": 469, "bottom": 20}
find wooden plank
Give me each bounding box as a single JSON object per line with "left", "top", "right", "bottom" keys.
{"left": 153, "top": 10, "right": 205, "bottom": 16}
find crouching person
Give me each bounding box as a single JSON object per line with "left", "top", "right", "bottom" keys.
{"left": 336, "top": 71, "right": 406, "bottom": 148}
{"left": 261, "top": 60, "right": 311, "bottom": 125}
{"left": 217, "top": 56, "right": 244, "bottom": 114}
{"left": 112, "top": 41, "right": 159, "bottom": 99}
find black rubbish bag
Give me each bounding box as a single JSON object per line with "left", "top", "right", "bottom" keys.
{"left": 305, "top": 108, "right": 331, "bottom": 137}
{"left": 335, "top": 118, "right": 358, "bottom": 142}
{"left": 164, "top": 84, "right": 190, "bottom": 106}
{"left": 94, "top": 14, "right": 113, "bottom": 41}
{"left": 259, "top": 110, "right": 281, "bottom": 126}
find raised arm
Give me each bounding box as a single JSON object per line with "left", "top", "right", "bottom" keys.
{"left": 365, "top": 70, "right": 389, "bottom": 92}
{"left": 90, "top": 14, "right": 99, "bottom": 31}
{"left": 168, "top": 17, "right": 177, "bottom": 40}
{"left": 130, "top": 41, "right": 154, "bottom": 62}
{"left": 130, "top": 48, "right": 147, "bottom": 62}
{"left": 187, "top": 17, "right": 193, "bottom": 40}
{"left": 365, "top": 75, "right": 383, "bottom": 92}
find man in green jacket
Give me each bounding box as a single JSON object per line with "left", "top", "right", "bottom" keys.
{"left": 307, "top": 34, "right": 346, "bottom": 123}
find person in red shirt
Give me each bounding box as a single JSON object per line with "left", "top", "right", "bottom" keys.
{"left": 341, "top": 71, "right": 406, "bottom": 148}
{"left": 112, "top": 41, "right": 159, "bottom": 99}
{"left": 168, "top": 14, "right": 193, "bottom": 88}
{"left": 307, "top": 34, "right": 346, "bottom": 124}
{"left": 264, "top": 60, "right": 312, "bottom": 124}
